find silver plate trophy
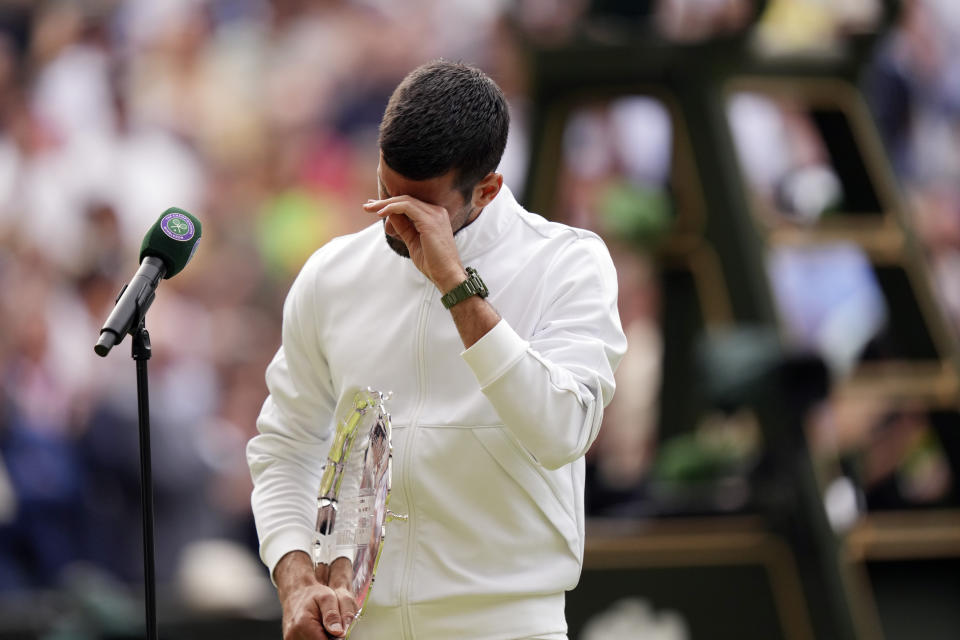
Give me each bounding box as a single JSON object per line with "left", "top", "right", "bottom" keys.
{"left": 313, "top": 388, "right": 403, "bottom": 636}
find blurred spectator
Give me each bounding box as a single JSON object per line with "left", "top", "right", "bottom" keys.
{"left": 550, "top": 96, "right": 670, "bottom": 513}
{"left": 754, "top": 0, "right": 882, "bottom": 53}
{"left": 868, "top": 0, "right": 960, "bottom": 332}
{"left": 0, "top": 0, "right": 534, "bottom": 604}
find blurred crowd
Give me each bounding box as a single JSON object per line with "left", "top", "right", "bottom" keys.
{"left": 0, "top": 0, "right": 534, "bottom": 604}
{"left": 542, "top": 0, "right": 960, "bottom": 517}
{"left": 0, "top": 0, "right": 958, "bottom": 624}
{"left": 869, "top": 0, "right": 960, "bottom": 329}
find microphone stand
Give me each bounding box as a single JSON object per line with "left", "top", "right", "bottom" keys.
{"left": 132, "top": 322, "right": 158, "bottom": 640}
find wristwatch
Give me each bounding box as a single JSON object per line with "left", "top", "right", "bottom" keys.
{"left": 441, "top": 267, "right": 489, "bottom": 309}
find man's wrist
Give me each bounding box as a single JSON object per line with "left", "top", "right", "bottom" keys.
{"left": 274, "top": 550, "right": 315, "bottom": 599}
{"left": 436, "top": 267, "right": 468, "bottom": 293}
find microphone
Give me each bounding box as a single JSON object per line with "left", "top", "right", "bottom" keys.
{"left": 94, "top": 208, "right": 202, "bottom": 357}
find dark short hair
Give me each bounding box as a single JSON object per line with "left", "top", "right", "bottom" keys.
{"left": 379, "top": 60, "right": 509, "bottom": 198}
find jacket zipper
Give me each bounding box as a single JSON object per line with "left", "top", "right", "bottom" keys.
{"left": 398, "top": 281, "right": 433, "bottom": 639}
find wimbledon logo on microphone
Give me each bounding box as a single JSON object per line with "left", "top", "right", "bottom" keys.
{"left": 160, "top": 212, "right": 196, "bottom": 242}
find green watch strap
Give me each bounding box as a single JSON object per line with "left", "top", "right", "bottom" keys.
{"left": 441, "top": 267, "right": 489, "bottom": 309}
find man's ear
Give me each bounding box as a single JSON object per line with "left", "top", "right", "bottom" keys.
{"left": 471, "top": 173, "right": 503, "bottom": 209}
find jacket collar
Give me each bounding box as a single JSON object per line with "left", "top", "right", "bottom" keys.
{"left": 454, "top": 184, "right": 520, "bottom": 263}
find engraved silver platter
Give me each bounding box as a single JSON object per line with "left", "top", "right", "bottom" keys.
{"left": 313, "top": 388, "right": 401, "bottom": 636}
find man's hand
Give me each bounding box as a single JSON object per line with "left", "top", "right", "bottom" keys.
{"left": 364, "top": 196, "right": 467, "bottom": 292}
{"left": 365, "top": 193, "right": 500, "bottom": 347}
{"left": 275, "top": 551, "right": 358, "bottom": 640}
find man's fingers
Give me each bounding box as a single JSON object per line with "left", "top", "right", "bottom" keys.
{"left": 327, "top": 558, "right": 358, "bottom": 632}
{"left": 336, "top": 588, "right": 359, "bottom": 632}
{"left": 386, "top": 212, "right": 413, "bottom": 235}
{"left": 327, "top": 557, "right": 355, "bottom": 591}
{"left": 364, "top": 195, "right": 419, "bottom": 211}
{"left": 286, "top": 611, "right": 329, "bottom": 640}
{"left": 389, "top": 214, "right": 419, "bottom": 244}
{"left": 370, "top": 199, "right": 448, "bottom": 229}
{"left": 375, "top": 202, "right": 430, "bottom": 224}
{"left": 363, "top": 196, "right": 403, "bottom": 208}
{"left": 315, "top": 590, "right": 345, "bottom": 637}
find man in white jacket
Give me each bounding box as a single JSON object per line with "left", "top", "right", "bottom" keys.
{"left": 248, "top": 61, "right": 627, "bottom": 640}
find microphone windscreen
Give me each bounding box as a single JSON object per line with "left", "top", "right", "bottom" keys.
{"left": 139, "top": 207, "right": 202, "bottom": 278}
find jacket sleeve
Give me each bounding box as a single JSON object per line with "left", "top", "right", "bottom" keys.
{"left": 461, "top": 235, "right": 627, "bottom": 470}
{"left": 246, "top": 255, "right": 336, "bottom": 580}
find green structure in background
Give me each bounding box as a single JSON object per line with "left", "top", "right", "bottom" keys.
{"left": 524, "top": 1, "right": 960, "bottom": 638}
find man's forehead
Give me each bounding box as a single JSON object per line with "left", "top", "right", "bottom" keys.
{"left": 377, "top": 158, "right": 461, "bottom": 205}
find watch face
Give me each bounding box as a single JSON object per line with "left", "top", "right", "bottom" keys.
{"left": 469, "top": 270, "right": 488, "bottom": 297}
{"left": 475, "top": 275, "right": 488, "bottom": 297}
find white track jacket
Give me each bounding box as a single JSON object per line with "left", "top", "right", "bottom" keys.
{"left": 247, "top": 185, "right": 627, "bottom": 639}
